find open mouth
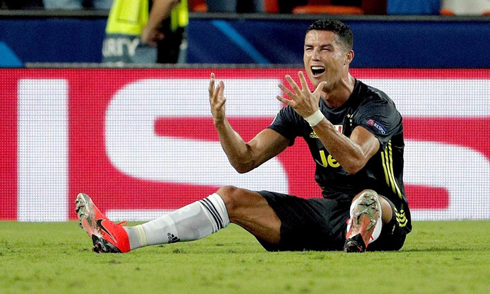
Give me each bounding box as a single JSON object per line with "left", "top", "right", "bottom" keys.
{"left": 311, "top": 66, "right": 326, "bottom": 77}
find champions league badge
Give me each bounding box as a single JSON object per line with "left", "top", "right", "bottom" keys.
{"left": 366, "top": 119, "right": 387, "bottom": 134}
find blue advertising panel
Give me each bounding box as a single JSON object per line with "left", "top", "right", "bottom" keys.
{"left": 0, "top": 14, "right": 489, "bottom": 68}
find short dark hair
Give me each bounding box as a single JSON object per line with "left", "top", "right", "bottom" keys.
{"left": 307, "top": 19, "right": 354, "bottom": 50}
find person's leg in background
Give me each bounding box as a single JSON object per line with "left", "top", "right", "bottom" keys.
{"left": 237, "top": 0, "right": 264, "bottom": 12}
{"left": 4, "top": 0, "right": 44, "bottom": 9}
{"left": 177, "top": 29, "right": 187, "bottom": 64}
{"left": 157, "top": 27, "right": 185, "bottom": 64}
{"left": 277, "top": 0, "right": 307, "bottom": 13}
{"left": 43, "top": 0, "right": 82, "bottom": 9}
{"left": 252, "top": 0, "right": 264, "bottom": 12}
{"left": 206, "top": 0, "right": 237, "bottom": 12}
{"left": 93, "top": 0, "right": 113, "bottom": 10}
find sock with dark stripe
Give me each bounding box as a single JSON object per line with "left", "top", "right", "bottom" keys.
{"left": 124, "top": 193, "right": 230, "bottom": 250}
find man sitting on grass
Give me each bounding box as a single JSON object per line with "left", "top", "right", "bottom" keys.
{"left": 76, "top": 19, "right": 411, "bottom": 253}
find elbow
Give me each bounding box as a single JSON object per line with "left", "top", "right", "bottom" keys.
{"left": 230, "top": 148, "right": 257, "bottom": 174}
{"left": 233, "top": 164, "right": 253, "bottom": 174}
{"left": 235, "top": 168, "right": 249, "bottom": 174}
{"left": 344, "top": 165, "right": 362, "bottom": 175}
{"left": 231, "top": 161, "right": 254, "bottom": 174}
{"left": 342, "top": 160, "right": 366, "bottom": 175}
{"left": 341, "top": 150, "right": 372, "bottom": 174}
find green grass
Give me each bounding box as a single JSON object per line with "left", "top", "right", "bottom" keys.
{"left": 1, "top": 221, "right": 489, "bottom": 294}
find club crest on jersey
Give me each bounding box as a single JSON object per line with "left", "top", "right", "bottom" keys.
{"left": 366, "top": 119, "right": 386, "bottom": 134}
{"left": 309, "top": 125, "right": 343, "bottom": 139}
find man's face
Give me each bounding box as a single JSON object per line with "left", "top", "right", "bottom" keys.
{"left": 303, "top": 30, "right": 351, "bottom": 89}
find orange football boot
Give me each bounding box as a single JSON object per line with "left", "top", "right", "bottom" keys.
{"left": 344, "top": 192, "right": 380, "bottom": 253}
{"left": 75, "top": 193, "right": 130, "bottom": 253}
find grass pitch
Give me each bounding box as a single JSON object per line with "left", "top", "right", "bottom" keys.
{"left": 1, "top": 221, "right": 489, "bottom": 294}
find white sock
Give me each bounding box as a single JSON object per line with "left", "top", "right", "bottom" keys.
{"left": 124, "top": 193, "right": 229, "bottom": 250}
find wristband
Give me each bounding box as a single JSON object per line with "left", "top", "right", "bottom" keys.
{"left": 305, "top": 109, "right": 325, "bottom": 127}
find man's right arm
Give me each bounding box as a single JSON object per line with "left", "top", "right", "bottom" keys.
{"left": 214, "top": 121, "right": 289, "bottom": 173}
{"left": 209, "top": 73, "right": 289, "bottom": 173}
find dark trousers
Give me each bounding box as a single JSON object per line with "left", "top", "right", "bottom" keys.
{"left": 157, "top": 28, "right": 185, "bottom": 64}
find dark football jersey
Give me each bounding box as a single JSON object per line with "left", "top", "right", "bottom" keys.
{"left": 269, "top": 79, "right": 411, "bottom": 232}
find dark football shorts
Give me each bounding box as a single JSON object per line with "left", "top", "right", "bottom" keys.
{"left": 256, "top": 190, "right": 408, "bottom": 251}
{"left": 367, "top": 197, "right": 408, "bottom": 251}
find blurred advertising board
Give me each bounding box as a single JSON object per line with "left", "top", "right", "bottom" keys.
{"left": 1, "top": 68, "right": 489, "bottom": 221}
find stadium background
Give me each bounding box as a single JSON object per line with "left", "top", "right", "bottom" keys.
{"left": 1, "top": 11, "right": 489, "bottom": 222}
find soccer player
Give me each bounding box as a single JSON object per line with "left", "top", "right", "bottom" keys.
{"left": 76, "top": 19, "right": 411, "bottom": 253}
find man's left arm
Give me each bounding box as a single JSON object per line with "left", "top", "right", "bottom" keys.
{"left": 312, "top": 122, "right": 379, "bottom": 174}
{"left": 276, "top": 71, "right": 380, "bottom": 174}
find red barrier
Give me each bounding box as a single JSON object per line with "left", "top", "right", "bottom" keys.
{"left": 1, "top": 68, "right": 489, "bottom": 221}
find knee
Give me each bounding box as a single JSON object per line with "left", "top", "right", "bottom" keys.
{"left": 353, "top": 189, "right": 392, "bottom": 224}
{"left": 215, "top": 185, "right": 244, "bottom": 213}
{"left": 352, "top": 189, "right": 378, "bottom": 202}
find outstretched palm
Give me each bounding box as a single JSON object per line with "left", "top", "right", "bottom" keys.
{"left": 208, "top": 73, "right": 227, "bottom": 124}
{"left": 276, "top": 71, "right": 326, "bottom": 118}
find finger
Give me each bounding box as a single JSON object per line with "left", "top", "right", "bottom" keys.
{"left": 216, "top": 97, "right": 226, "bottom": 109}
{"left": 278, "top": 83, "right": 295, "bottom": 100}
{"left": 215, "top": 81, "right": 225, "bottom": 103}
{"left": 313, "top": 81, "right": 327, "bottom": 96}
{"left": 215, "top": 82, "right": 226, "bottom": 108}
{"left": 144, "top": 39, "right": 157, "bottom": 47}
{"left": 218, "top": 81, "right": 225, "bottom": 97}
{"left": 298, "top": 71, "right": 309, "bottom": 93}
{"left": 209, "top": 73, "right": 215, "bottom": 95}
{"left": 276, "top": 95, "right": 294, "bottom": 106}
{"left": 285, "top": 75, "right": 301, "bottom": 94}
{"left": 210, "top": 81, "right": 222, "bottom": 105}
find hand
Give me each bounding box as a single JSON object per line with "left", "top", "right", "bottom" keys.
{"left": 209, "top": 73, "right": 227, "bottom": 124}
{"left": 141, "top": 26, "right": 165, "bottom": 47}
{"left": 276, "top": 71, "right": 326, "bottom": 118}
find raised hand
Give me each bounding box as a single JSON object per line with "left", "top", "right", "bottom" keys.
{"left": 208, "top": 73, "right": 227, "bottom": 124}
{"left": 276, "top": 71, "right": 326, "bottom": 118}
